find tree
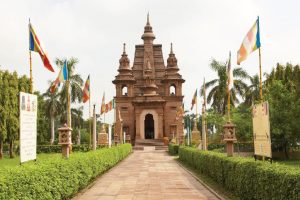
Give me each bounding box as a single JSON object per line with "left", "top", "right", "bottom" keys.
{"left": 203, "top": 59, "right": 248, "bottom": 114}
{"left": 43, "top": 88, "right": 62, "bottom": 145}
{"left": 5, "top": 72, "right": 19, "bottom": 158}
{"left": 244, "top": 74, "right": 260, "bottom": 106}
{"left": 36, "top": 92, "right": 51, "bottom": 145}
{"left": 265, "top": 80, "right": 300, "bottom": 158}
{"left": 55, "top": 58, "right": 83, "bottom": 124}
{"left": 71, "top": 106, "right": 83, "bottom": 144}
{"left": 231, "top": 105, "right": 253, "bottom": 142}
{"left": 206, "top": 110, "right": 226, "bottom": 143}
{"left": 0, "top": 69, "right": 7, "bottom": 159}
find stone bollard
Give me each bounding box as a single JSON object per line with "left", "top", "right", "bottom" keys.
{"left": 223, "top": 121, "right": 237, "bottom": 157}
{"left": 98, "top": 132, "right": 108, "bottom": 146}
{"left": 58, "top": 125, "right": 72, "bottom": 158}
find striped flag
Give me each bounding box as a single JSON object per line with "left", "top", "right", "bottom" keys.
{"left": 50, "top": 60, "right": 68, "bottom": 93}
{"left": 29, "top": 22, "right": 55, "bottom": 72}
{"left": 237, "top": 17, "right": 261, "bottom": 65}
{"left": 175, "top": 103, "right": 184, "bottom": 121}
{"left": 82, "top": 75, "right": 90, "bottom": 103}
{"left": 105, "top": 99, "right": 115, "bottom": 113}
{"left": 227, "top": 51, "right": 233, "bottom": 90}
{"left": 100, "top": 92, "right": 105, "bottom": 115}
{"left": 191, "top": 89, "right": 197, "bottom": 110}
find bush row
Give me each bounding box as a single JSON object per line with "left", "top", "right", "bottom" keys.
{"left": 1, "top": 144, "right": 97, "bottom": 155}
{"left": 0, "top": 144, "right": 132, "bottom": 200}
{"left": 208, "top": 142, "right": 254, "bottom": 152}
{"left": 37, "top": 144, "right": 94, "bottom": 154}
{"left": 179, "top": 146, "right": 300, "bottom": 200}
{"left": 168, "top": 143, "right": 179, "bottom": 155}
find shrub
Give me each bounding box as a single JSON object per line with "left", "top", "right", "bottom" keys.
{"left": 208, "top": 142, "right": 253, "bottom": 152}
{"left": 179, "top": 146, "right": 300, "bottom": 200}
{"left": 36, "top": 144, "right": 95, "bottom": 154}
{"left": 0, "top": 144, "right": 132, "bottom": 200}
{"left": 168, "top": 143, "right": 179, "bottom": 155}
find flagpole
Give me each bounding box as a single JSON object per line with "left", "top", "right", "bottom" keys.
{"left": 227, "top": 83, "right": 231, "bottom": 122}
{"left": 227, "top": 52, "right": 231, "bottom": 122}
{"left": 259, "top": 47, "right": 263, "bottom": 101}
{"left": 29, "top": 50, "right": 33, "bottom": 94}
{"left": 89, "top": 87, "right": 92, "bottom": 147}
{"left": 28, "top": 18, "right": 33, "bottom": 94}
{"left": 202, "top": 78, "right": 207, "bottom": 150}
{"left": 196, "top": 95, "right": 198, "bottom": 118}
{"left": 67, "top": 79, "right": 71, "bottom": 127}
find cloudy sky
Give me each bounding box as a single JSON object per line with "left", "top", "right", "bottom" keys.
{"left": 1, "top": 0, "right": 300, "bottom": 122}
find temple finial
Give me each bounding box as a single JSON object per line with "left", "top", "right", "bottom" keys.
{"left": 147, "top": 12, "right": 150, "bottom": 25}
{"left": 123, "top": 43, "right": 126, "bottom": 53}
{"left": 170, "top": 43, "right": 173, "bottom": 54}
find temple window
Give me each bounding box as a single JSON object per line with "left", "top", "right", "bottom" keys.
{"left": 170, "top": 84, "right": 176, "bottom": 96}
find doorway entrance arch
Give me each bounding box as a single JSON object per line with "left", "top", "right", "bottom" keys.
{"left": 144, "top": 114, "right": 154, "bottom": 139}
{"left": 139, "top": 109, "right": 158, "bottom": 139}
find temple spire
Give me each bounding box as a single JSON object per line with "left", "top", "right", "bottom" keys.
{"left": 123, "top": 43, "right": 126, "bottom": 54}
{"left": 142, "top": 13, "right": 155, "bottom": 43}
{"left": 119, "top": 43, "right": 130, "bottom": 70}
{"left": 167, "top": 43, "right": 178, "bottom": 69}
{"left": 147, "top": 12, "right": 150, "bottom": 25}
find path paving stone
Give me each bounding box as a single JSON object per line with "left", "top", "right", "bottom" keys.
{"left": 73, "top": 150, "right": 220, "bottom": 200}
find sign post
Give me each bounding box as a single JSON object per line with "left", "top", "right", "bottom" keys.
{"left": 20, "top": 92, "right": 37, "bottom": 163}
{"left": 252, "top": 101, "right": 272, "bottom": 160}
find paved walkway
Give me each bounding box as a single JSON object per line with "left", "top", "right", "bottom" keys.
{"left": 73, "top": 149, "right": 220, "bottom": 200}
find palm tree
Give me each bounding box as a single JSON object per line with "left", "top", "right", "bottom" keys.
{"left": 43, "top": 88, "right": 62, "bottom": 145}
{"left": 71, "top": 106, "right": 83, "bottom": 144}
{"left": 203, "top": 59, "right": 248, "bottom": 114}
{"left": 244, "top": 74, "right": 260, "bottom": 106}
{"left": 55, "top": 57, "right": 83, "bottom": 123}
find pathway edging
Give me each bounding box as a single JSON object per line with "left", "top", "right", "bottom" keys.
{"left": 72, "top": 152, "right": 134, "bottom": 199}
{"left": 175, "top": 159, "right": 225, "bottom": 200}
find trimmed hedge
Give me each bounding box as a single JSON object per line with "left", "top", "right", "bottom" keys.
{"left": 0, "top": 144, "right": 132, "bottom": 200}
{"left": 168, "top": 143, "right": 179, "bottom": 155}
{"left": 1, "top": 144, "right": 95, "bottom": 155}
{"left": 179, "top": 146, "right": 300, "bottom": 200}
{"left": 208, "top": 142, "right": 254, "bottom": 152}
{"left": 37, "top": 144, "right": 94, "bottom": 154}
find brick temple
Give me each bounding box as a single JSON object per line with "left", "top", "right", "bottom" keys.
{"left": 113, "top": 15, "right": 185, "bottom": 145}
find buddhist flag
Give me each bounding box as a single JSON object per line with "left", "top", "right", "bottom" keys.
{"left": 191, "top": 89, "right": 197, "bottom": 110}
{"left": 175, "top": 103, "right": 184, "bottom": 121}
{"left": 227, "top": 51, "right": 234, "bottom": 90}
{"left": 237, "top": 17, "right": 261, "bottom": 65}
{"left": 82, "top": 75, "right": 90, "bottom": 103}
{"left": 105, "top": 99, "right": 115, "bottom": 113}
{"left": 100, "top": 92, "right": 105, "bottom": 115}
{"left": 50, "top": 60, "right": 68, "bottom": 93}
{"left": 29, "top": 22, "right": 55, "bottom": 72}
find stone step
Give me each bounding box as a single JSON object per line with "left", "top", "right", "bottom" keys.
{"left": 135, "top": 139, "right": 165, "bottom": 146}
{"left": 133, "top": 146, "right": 169, "bottom": 151}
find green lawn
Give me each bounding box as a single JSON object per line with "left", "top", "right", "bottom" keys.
{"left": 0, "top": 153, "right": 62, "bottom": 169}
{"left": 276, "top": 160, "right": 300, "bottom": 169}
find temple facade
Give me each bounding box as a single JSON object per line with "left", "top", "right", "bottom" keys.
{"left": 113, "top": 15, "right": 185, "bottom": 144}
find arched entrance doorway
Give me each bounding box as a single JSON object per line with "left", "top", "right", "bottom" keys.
{"left": 144, "top": 114, "right": 154, "bottom": 139}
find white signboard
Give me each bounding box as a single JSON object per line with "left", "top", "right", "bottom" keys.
{"left": 20, "top": 92, "right": 37, "bottom": 163}
{"left": 252, "top": 101, "right": 272, "bottom": 158}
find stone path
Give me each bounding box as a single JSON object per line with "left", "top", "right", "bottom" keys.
{"left": 73, "top": 150, "right": 220, "bottom": 200}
